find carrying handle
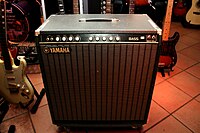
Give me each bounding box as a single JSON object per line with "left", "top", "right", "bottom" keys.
{"left": 79, "top": 18, "right": 120, "bottom": 22}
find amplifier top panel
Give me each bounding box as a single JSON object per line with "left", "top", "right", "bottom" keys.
{"left": 35, "top": 14, "right": 161, "bottom": 36}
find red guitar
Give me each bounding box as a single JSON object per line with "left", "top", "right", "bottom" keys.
{"left": 173, "top": 0, "right": 187, "bottom": 17}
{"left": 129, "top": 0, "right": 135, "bottom": 14}
{"left": 135, "top": 0, "right": 148, "bottom": 6}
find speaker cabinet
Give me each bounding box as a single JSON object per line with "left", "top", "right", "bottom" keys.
{"left": 36, "top": 14, "right": 162, "bottom": 128}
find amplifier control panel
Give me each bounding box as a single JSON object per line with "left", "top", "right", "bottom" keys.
{"left": 41, "top": 34, "right": 158, "bottom": 43}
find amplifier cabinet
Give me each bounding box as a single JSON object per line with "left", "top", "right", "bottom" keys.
{"left": 35, "top": 14, "right": 161, "bottom": 128}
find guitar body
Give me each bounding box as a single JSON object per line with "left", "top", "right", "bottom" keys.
{"left": 185, "top": 0, "right": 200, "bottom": 25}
{"left": 159, "top": 32, "right": 180, "bottom": 76}
{"left": 0, "top": 46, "right": 18, "bottom": 60}
{"left": 0, "top": 0, "right": 34, "bottom": 105}
{"left": 0, "top": 57, "right": 34, "bottom": 104}
{"left": 135, "top": 0, "right": 148, "bottom": 6}
{"left": 174, "top": 1, "right": 187, "bottom": 17}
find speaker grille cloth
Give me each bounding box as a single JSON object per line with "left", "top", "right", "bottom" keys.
{"left": 40, "top": 43, "right": 157, "bottom": 121}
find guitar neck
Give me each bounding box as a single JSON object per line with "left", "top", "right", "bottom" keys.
{"left": 0, "top": 0, "right": 12, "bottom": 70}
{"left": 129, "top": 0, "right": 135, "bottom": 14}
{"left": 162, "top": 0, "right": 174, "bottom": 41}
{"left": 73, "top": 0, "right": 79, "bottom": 14}
{"left": 57, "top": 0, "right": 65, "bottom": 14}
{"left": 106, "top": 0, "right": 112, "bottom": 14}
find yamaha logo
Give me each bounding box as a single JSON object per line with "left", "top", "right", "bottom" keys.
{"left": 43, "top": 47, "right": 71, "bottom": 54}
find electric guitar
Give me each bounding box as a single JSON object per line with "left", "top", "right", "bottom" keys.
{"left": 73, "top": 0, "right": 79, "bottom": 14}
{"left": 158, "top": 0, "right": 180, "bottom": 77}
{"left": 173, "top": 0, "right": 187, "bottom": 17}
{"left": 0, "top": 0, "right": 34, "bottom": 105}
{"left": 57, "top": 0, "right": 65, "bottom": 14}
{"left": 0, "top": 45, "right": 18, "bottom": 60}
{"left": 129, "top": 0, "right": 135, "bottom": 14}
{"left": 135, "top": 0, "right": 148, "bottom": 6}
{"left": 185, "top": 0, "right": 200, "bottom": 25}
{"left": 106, "top": 0, "right": 112, "bottom": 13}
{"left": 101, "top": 0, "right": 112, "bottom": 14}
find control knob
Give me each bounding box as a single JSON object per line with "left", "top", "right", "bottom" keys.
{"left": 68, "top": 36, "right": 73, "bottom": 41}
{"left": 115, "top": 36, "right": 120, "bottom": 41}
{"left": 75, "top": 36, "right": 80, "bottom": 41}
{"left": 50, "top": 37, "right": 54, "bottom": 41}
{"left": 56, "top": 36, "right": 60, "bottom": 41}
{"left": 102, "top": 37, "right": 107, "bottom": 41}
{"left": 89, "top": 37, "right": 93, "bottom": 41}
{"left": 109, "top": 36, "right": 113, "bottom": 41}
{"left": 95, "top": 36, "right": 100, "bottom": 41}
{"left": 62, "top": 36, "right": 67, "bottom": 41}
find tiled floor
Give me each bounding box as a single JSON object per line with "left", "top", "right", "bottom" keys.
{"left": 0, "top": 22, "right": 200, "bottom": 133}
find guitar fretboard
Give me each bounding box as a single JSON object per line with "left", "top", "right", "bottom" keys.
{"left": 0, "top": 0, "right": 12, "bottom": 70}
{"left": 101, "top": 0, "right": 112, "bottom": 14}
{"left": 106, "top": 0, "right": 112, "bottom": 14}
{"left": 162, "top": 0, "right": 174, "bottom": 41}
{"left": 57, "top": 0, "right": 65, "bottom": 14}
{"left": 73, "top": 0, "right": 79, "bottom": 14}
{"left": 129, "top": 0, "right": 135, "bottom": 14}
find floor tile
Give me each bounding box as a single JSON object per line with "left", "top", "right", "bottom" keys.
{"left": 155, "top": 73, "right": 165, "bottom": 85}
{"left": 186, "top": 63, "right": 200, "bottom": 79}
{"left": 0, "top": 113, "right": 34, "bottom": 133}
{"left": 170, "top": 22, "right": 193, "bottom": 36}
{"left": 178, "top": 35, "right": 200, "bottom": 47}
{"left": 171, "top": 24, "right": 199, "bottom": 37}
{"left": 169, "top": 28, "right": 180, "bottom": 37}
{"left": 152, "top": 81, "right": 191, "bottom": 113}
{"left": 173, "top": 100, "right": 200, "bottom": 133}
{"left": 193, "top": 42, "right": 200, "bottom": 49}
{"left": 27, "top": 73, "right": 43, "bottom": 86}
{"left": 25, "top": 64, "right": 41, "bottom": 74}
{"left": 179, "top": 43, "right": 200, "bottom": 62}
{"left": 167, "top": 71, "right": 200, "bottom": 97}
{"left": 30, "top": 105, "right": 58, "bottom": 133}
{"left": 145, "top": 116, "right": 192, "bottom": 133}
{"left": 142, "top": 101, "right": 169, "bottom": 131}
{"left": 3, "top": 104, "right": 28, "bottom": 121}
{"left": 157, "top": 66, "right": 182, "bottom": 80}
{"left": 176, "top": 40, "right": 189, "bottom": 52}
{"left": 176, "top": 53, "right": 197, "bottom": 70}
{"left": 186, "top": 30, "right": 200, "bottom": 41}
{"left": 196, "top": 95, "right": 200, "bottom": 102}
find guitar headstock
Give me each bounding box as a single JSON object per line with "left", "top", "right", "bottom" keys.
{"left": 0, "top": 0, "right": 6, "bottom": 36}
{"left": 129, "top": 0, "right": 135, "bottom": 14}
{"left": 101, "top": 0, "right": 112, "bottom": 14}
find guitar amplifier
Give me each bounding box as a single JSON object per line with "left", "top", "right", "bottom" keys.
{"left": 35, "top": 14, "right": 161, "bottom": 128}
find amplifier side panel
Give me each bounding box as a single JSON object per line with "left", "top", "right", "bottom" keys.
{"left": 38, "top": 42, "right": 159, "bottom": 124}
